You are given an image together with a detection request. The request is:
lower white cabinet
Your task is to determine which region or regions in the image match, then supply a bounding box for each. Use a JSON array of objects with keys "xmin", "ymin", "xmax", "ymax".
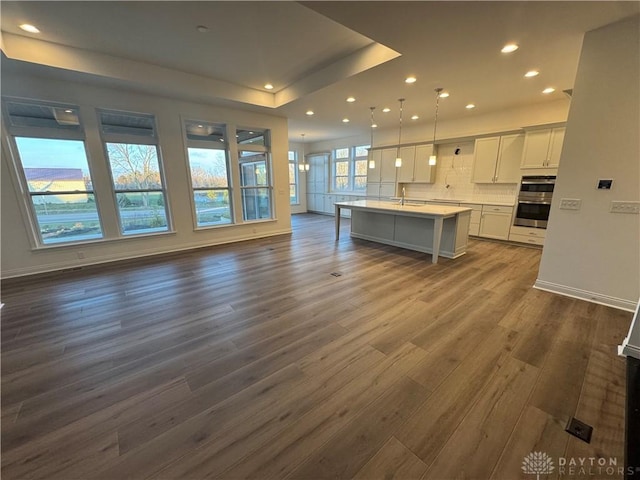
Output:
[
  {"xmin": 478, "ymin": 205, "xmax": 513, "ymax": 240},
  {"xmin": 461, "ymin": 203, "xmax": 482, "ymax": 236},
  {"xmin": 509, "ymin": 225, "xmax": 546, "ymax": 246}
]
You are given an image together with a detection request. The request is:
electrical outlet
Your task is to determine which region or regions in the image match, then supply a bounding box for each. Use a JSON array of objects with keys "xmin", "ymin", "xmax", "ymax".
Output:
[
  {"xmin": 610, "ymin": 201, "xmax": 640, "ymax": 214},
  {"xmin": 559, "ymin": 198, "xmax": 581, "ymax": 210}
]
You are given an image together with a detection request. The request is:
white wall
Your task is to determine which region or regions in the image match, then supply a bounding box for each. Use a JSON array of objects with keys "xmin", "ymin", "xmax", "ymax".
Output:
[
  {"xmin": 536, "ymin": 15, "xmax": 640, "ymax": 311},
  {"xmin": 1, "ymin": 71, "xmax": 292, "ymax": 278}
]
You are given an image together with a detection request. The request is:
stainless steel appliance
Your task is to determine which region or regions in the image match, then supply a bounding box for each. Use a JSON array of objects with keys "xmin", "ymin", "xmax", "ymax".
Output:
[{"xmin": 514, "ymin": 175, "xmax": 556, "ymax": 228}]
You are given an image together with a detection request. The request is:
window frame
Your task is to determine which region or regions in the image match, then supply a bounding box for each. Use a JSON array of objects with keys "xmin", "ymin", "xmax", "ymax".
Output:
[
  {"xmin": 183, "ymin": 119, "xmax": 235, "ymax": 229},
  {"xmin": 98, "ymin": 108, "xmax": 172, "ymax": 237},
  {"xmin": 237, "ymin": 127, "xmax": 274, "ymax": 222},
  {"xmin": 331, "ymin": 145, "xmax": 370, "ymax": 193},
  {"xmin": 2, "ymin": 97, "xmax": 106, "ymax": 247}
]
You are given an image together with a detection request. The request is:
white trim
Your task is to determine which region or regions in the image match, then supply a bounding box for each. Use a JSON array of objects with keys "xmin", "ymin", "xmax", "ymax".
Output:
[
  {"xmin": 1, "ymin": 227, "xmax": 292, "ymax": 279},
  {"xmin": 618, "ymin": 301, "xmax": 640, "ymax": 360},
  {"xmin": 533, "ymin": 279, "xmax": 638, "ymax": 312}
]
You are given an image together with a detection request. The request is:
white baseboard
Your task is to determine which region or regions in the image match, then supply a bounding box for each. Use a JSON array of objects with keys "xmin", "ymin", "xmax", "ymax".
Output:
[
  {"xmin": 534, "ymin": 279, "xmax": 638, "ymax": 312},
  {"xmin": 1, "ymin": 228, "xmax": 292, "ymax": 279}
]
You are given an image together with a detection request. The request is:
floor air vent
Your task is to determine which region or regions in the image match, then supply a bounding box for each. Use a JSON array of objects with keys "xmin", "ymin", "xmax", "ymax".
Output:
[{"xmin": 565, "ymin": 417, "xmax": 593, "ymax": 443}]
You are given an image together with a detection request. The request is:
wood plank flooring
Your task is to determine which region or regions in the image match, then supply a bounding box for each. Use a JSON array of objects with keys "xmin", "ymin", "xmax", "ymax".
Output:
[{"xmin": 1, "ymin": 213, "xmax": 632, "ymax": 479}]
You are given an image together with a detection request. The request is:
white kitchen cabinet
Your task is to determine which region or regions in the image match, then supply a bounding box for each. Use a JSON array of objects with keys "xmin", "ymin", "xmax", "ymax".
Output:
[
  {"xmin": 478, "ymin": 205, "xmax": 513, "ymax": 240},
  {"xmin": 414, "ymin": 144, "xmax": 436, "ymax": 183},
  {"xmin": 472, "ymin": 134, "xmax": 523, "ymax": 183},
  {"xmin": 367, "ymin": 150, "xmax": 382, "ymax": 183},
  {"xmin": 397, "ymin": 145, "xmax": 436, "ymax": 183},
  {"xmin": 397, "ymin": 146, "xmax": 416, "ymax": 183},
  {"xmin": 380, "ymin": 148, "xmax": 398, "ymax": 183},
  {"xmin": 509, "ymin": 225, "xmax": 545, "ymax": 246},
  {"xmin": 379, "ymin": 182, "xmax": 397, "ymax": 198},
  {"xmin": 461, "ymin": 203, "xmax": 482, "ymax": 236},
  {"xmin": 521, "ymin": 127, "xmax": 565, "ymax": 169}
]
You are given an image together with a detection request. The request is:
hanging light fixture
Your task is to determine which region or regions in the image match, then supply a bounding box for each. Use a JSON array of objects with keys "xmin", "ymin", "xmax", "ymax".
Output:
[
  {"xmin": 368, "ymin": 107, "xmax": 376, "ymax": 169},
  {"xmin": 298, "ymin": 133, "xmax": 309, "ymax": 172},
  {"xmin": 395, "ymin": 98, "xmax": 405, "ymax": 168},
  {"xmin": 429, "ymin": 88, "xmax": 443, "ymax": 166}
]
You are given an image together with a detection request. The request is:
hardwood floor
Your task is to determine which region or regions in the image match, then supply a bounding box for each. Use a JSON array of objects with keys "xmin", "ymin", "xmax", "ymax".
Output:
[{"xmin": 1, "ymin": 213, "xmax": 631, "ymax": 479}]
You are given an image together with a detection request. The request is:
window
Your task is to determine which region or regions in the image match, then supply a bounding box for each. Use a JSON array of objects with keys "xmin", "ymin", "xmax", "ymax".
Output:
[
  {"xmin": 237, "ymin": 127, "xmax": 273, "ymax": 221},
  {"xmin": 331, "ymin": 145, "xmax": 370, "ymax": 192},
  {"xmin": 288, "ymin": 150, "xmax": 299, "ymax": 205},
  {"xmin": 4, "ymin": 100, "xmax": 103, "ymax": 245},
  {"xmin": 184, "ymin": 121, "xmax": 232, "ymax": 227},
  {"xmin": 99, "ymin": 110, "xmax": 170, "ymax": 235}
]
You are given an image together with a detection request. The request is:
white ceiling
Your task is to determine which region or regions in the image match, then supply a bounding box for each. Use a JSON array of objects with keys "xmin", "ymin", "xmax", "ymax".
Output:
[{"xmin": 1, "ymin": 1, "xmax": 638, "ymax": 143}]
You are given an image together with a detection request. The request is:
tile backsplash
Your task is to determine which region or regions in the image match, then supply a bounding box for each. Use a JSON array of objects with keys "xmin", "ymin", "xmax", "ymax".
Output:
[{"xmin": 402, "ymin": 142, "xmax": 518, "ymax": 204}]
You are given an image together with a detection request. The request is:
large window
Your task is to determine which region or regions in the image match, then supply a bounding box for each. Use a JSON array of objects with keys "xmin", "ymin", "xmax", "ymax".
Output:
[
  {"xmin": 331, "ymin": 145, "xmax": 369, "ymax": 193},
  {"xmin": 99, "ymin": 110, "xmax": 170, "ymax": 235},
  {"xmin": 237, "ymin": 127, "xmax": 273, "ymax": 221},
  {"xmin": 288, "ymin": 150, "xmax": 298, "ymax": 205},
  {"xmin": 184, "ymin": 121, "xmax": 232, "ymax": 227},
  {"xmin": 4, "ymin": 100, "xmax": 103, "ymax": 245}
]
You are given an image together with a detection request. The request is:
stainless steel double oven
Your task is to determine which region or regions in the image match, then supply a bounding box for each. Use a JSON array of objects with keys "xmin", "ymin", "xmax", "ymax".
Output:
[{"xmin": 514, "ymin": 175, "xmax": 556, "ymax": 229}]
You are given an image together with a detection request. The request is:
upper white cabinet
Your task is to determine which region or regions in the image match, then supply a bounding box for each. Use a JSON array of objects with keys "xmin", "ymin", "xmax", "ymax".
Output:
[
  {"xmin": 380, "ymin": 148, "xmax": 398, "ymax": 183},
  {"xmin": 472, "ymin": 134, "xmax": 523, "ymax": 183},
  {"xmin": 397, "ymin": 144, "xmax": 436, "ymax": 183},
  {"xmin": 397, "ymin": 146, "xmax": 416, "ymax": 183},
  {"xmin": 520, "ymin": 127, "xmax": 565, "ymax": 169},
  {"xmin": 414, "ymin": 144, "xmax": 436, "ymax": 183}
]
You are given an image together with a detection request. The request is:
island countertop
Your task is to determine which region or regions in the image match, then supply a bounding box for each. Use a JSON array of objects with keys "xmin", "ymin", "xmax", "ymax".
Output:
[{"xmin": 334, "ymin": 200, "xmax": 472, "ymax": 217}]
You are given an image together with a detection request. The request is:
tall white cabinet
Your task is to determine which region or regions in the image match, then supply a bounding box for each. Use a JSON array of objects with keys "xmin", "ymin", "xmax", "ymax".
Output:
[{"xmin": 306, "ymin": 154, "xmax": 328, "ymax": 212}]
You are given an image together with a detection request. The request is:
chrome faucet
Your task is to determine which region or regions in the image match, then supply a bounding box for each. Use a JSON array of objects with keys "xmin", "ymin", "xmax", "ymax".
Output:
[{"xmin": 401, "ymin": 186, "xmax": 406, "ymax": 206}]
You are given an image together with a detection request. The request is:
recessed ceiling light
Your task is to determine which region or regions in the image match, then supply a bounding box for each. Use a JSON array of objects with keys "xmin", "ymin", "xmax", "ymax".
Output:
[
  {"xmin": 196, "ymin": 25, "xmax": 209, "ymax": 33},
  {"xmin": 382, "ymin": 107, "xmax": 391, "ymax": 113},
  {"xmin": 342, "ymin": 118, "xmax": 350, "ymax": 123},
  {"xmin": 19, "ymin": 24, "xmax": 40, "ymax": 33},
  {"xmin": 405, "ymin": 76, "xmax": 417, "ymax": 84},
  {"xmin": 346, "ymin": 96, "xmax": 356, "ymax": 103},
  {"xmin": 465, "ymin": 104, "xmax": 476, "ymax": 109},
  {"xmin": 438, "ymin": 92, "xmax": 450, "ymax": 98},
  {"xmin": 197, "ymin": 124, "xmax": 203, "ymax": 128},
  {"xmin": 372, "ymin": 123, "xmax": 378, "ymax": 128},
  {"xmin": 249, "ymin": 131, "xmax": 254, "ymax": 134},
  {"xmin": 264, "ymin": 83, "xmax": 274, "ymax": 90},
  {"xmin": 524, "ymin": 70, "xmax": 539, "ymax": 78},
  {"xmin": 542, "ymin": 87, "xmax": 556, "ymax": 94},
  {"xmin": 306, "ymin": 110, "xmax": 314, "ymax": 116},
  {"xmin": 501, "ymin": 43, "xmax": 519, "ymax": 53},
  {"xmin": 64, "ymin": 109, "xmax": 73, "ymax": 113},
  {"xmin": 411, "ymin": 115, "xmax": 419, "ymax": 120}
]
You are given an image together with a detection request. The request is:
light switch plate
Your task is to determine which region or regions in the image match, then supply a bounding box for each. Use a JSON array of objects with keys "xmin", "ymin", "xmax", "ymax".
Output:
[
  {"xmin": 559, "ymin": 198, "xmax": 581, "ymax": 210},
  {"xmin": 610, "ymin": 201, "xmax": 640, "ymax": 214}
]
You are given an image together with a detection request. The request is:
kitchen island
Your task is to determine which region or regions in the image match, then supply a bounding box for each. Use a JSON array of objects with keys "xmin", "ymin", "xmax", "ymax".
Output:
[{"xmin": 335, "ymin": 200, "xmax": 472, "ymax": 264}]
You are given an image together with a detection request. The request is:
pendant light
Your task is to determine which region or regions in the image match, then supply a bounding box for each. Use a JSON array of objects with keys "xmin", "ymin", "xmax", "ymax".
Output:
[
  {"xmin": 395, "ymin": 98, "xmax": 405, "ymax": 168},
  {"xmin": 368, "ymin": 107, "xmax": 376, "ymax": 169},
  {"xmin": 429, "ymin": 88, "xmax": 443, "ymax": 166},
  {"xmin": 298, "ymin": 133, "xmax": 309, "ymax": 172}
]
